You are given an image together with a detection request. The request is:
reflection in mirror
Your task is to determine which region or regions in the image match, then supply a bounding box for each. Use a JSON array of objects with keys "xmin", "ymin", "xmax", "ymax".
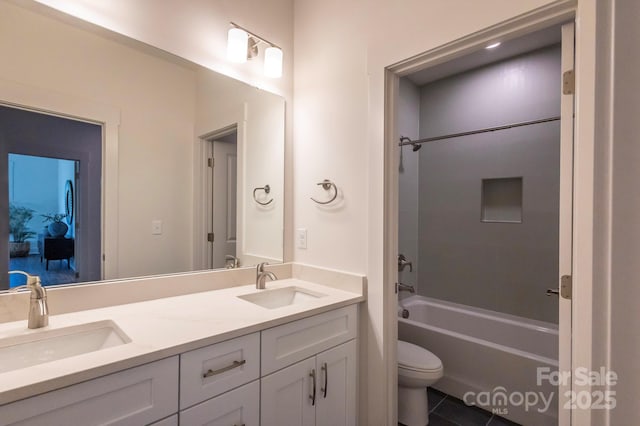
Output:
[{"xmin": 0, "ymin": 1, "xmax": 285, "ymax": 290}]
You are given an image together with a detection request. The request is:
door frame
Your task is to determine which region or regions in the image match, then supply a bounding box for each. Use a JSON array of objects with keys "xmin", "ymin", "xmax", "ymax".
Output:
[
  {"xmin": 193, "ymin": 107, "xmax": 245, "ymax": 271},
  {"xmin": 381, "ymin": 2, "xmax": 598, "ymax": 424},
  {"xmin": 201, "ymin": 125, "xmax": 238, "ymax": 269},
  {"xmin": 0, "ymin": 79, "xmax": 120, "ymax": 281}
]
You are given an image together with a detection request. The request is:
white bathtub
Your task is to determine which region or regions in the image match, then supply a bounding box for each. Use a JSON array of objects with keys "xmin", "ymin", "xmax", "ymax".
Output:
[{"xmin": 398, "ymin": 295, "xmax": 558, "ymax": 426}]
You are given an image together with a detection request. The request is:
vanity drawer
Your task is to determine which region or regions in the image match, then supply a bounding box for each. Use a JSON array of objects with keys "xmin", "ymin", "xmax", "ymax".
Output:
[
  {"xmin": 0, "ymin": 356, "xmax": 178, "ymax": 426},
  {"xmin": 180, "ymin": 332, "xmax": 260, "ymax": 409},
  {"xmin": 179, "ymin": 380, "xmax": 259, "ymax": 426},
  {"xmin": 261, "ymin": 304, "xmax": 357, "ymax": 375}
]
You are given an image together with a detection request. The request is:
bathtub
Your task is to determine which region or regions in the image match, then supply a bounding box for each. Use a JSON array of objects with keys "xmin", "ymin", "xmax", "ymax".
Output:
[{"xmin": 398, "ymin": 295, "xmax": 558, "ymax": 426}]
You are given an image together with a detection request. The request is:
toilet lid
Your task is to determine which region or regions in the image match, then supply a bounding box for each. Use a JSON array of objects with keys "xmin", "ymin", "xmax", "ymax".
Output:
[{"xmin": 397, "ymin": 341, "xmax": 442, "ymax": 372}]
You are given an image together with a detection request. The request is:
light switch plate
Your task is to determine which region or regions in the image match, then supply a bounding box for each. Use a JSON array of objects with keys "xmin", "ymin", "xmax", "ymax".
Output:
[
  {"xmin": 296, "ymin": 228, "xmax": 307, "ymax": 249},
  {"xmin": 151, "ymin": 220, "xmax": 162, "ymax": 235}
]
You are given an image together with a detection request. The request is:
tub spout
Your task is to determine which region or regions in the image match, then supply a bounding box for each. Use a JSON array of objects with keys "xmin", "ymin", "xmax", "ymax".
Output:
[{"xmin": 397, "ymin": 282, "xmax": 415, "ymax": 293}]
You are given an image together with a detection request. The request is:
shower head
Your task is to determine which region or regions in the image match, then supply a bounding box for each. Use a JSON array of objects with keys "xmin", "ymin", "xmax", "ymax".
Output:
[{"xmin": 400, "ymin": 136, "xmax": 422, "ymax": 152}]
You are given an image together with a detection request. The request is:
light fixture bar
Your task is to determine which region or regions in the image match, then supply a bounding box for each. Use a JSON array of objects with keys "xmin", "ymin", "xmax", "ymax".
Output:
[{"xmin": 230, "ymin": 22, "xmax": 281, "ymax": 50}]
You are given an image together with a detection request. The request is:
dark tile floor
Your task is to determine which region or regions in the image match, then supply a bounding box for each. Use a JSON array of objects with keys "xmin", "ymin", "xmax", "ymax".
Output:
[{"xmin": 400, "ymin": 388, "xmax": 521, "ymax": 426}]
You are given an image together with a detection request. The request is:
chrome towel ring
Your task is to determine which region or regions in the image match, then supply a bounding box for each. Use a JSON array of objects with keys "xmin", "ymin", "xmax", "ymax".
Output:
[
  {"xmin": 311, "ymin": 179, "xmax": 338, "ymax": 205},
  {"xmin": 253, "ymin": 184, "xmax": 273, "ymax": 206}
]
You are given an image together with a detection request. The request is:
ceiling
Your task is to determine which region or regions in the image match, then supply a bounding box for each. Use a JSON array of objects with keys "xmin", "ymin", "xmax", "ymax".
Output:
[{"xmin": 406, "ymin": 24, "xmax": 565, "ymax": 86}]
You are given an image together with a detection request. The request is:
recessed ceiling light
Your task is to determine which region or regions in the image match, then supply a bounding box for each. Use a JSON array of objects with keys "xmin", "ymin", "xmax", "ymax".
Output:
[{"xmin": 486, "ymin": 42, "xmax": 501, "ymax": 49}]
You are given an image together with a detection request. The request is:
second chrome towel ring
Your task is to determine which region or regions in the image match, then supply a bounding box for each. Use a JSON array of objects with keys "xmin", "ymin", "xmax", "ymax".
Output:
[
  {"xmin": 253, "ymin": 184, "xmax": 273, "ymax": 206},
  {"xmin": 311, "ymin": 179, "xmax": 338, "ymax": 205}
]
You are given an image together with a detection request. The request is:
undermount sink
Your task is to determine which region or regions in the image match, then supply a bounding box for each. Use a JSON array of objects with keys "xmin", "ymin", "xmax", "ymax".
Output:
[
  {"xmin": 0, "ymin": 320, "xmax": 131, "ymax": 374},
  {"xmin": 238, "ymin": 286, "xmax": 326, "ymax": 309}
]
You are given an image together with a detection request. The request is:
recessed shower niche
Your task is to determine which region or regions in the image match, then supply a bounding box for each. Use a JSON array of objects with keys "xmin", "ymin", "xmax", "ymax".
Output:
[{"xmin": 481, "ymin": 177, "xmax": 523, "ymax": 223}]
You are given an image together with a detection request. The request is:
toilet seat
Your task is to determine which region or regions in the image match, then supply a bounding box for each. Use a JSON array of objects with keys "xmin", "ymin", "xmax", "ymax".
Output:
[{"xmin": 398, "ymin": 341, "xmax": 442, "ymax": 373}]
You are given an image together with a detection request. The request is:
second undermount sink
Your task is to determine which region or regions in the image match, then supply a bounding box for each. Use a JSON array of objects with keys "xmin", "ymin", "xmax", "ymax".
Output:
[
  {"xmin": 0, "ymin": 320, "xmax": 131, "ymax": 374},
  {"xmin": 238, "ymin": 286, "xmax": 327, "ymax": 309}
]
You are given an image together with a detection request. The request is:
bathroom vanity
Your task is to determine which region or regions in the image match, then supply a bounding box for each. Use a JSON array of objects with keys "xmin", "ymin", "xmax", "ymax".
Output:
[{"xmin": 0, "ymin": 267, "xmax": 364, "ymax": 426}]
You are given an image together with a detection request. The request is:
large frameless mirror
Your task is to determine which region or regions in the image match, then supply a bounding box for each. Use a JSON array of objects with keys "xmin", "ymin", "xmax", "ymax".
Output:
[{"xmin": 0, "ymin": 1, "xmax": 284, "ymax": 290}]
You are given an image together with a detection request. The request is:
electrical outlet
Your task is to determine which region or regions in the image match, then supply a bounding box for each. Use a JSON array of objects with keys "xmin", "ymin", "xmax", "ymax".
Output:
[
  {"xmin": 296, "ymin": 228, "xmax": 307, "ymax": 249},
  {"xmin": 151, "ymin": 220, "xmax": 162, "ymax": 235}
]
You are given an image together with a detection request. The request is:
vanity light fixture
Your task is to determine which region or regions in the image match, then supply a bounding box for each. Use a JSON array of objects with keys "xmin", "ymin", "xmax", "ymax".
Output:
[
  {"xmin": 485, "ymin": 42, "xmax": 501, "ymax": 49},
  {"xmin": 264, "ymin": 46, "xmax": 283, "ymax": 78},
  {"xmin": 227, "ymin": 22, "xmax": 283, "ymax": 78},
  {"xmin": 227, "ymin": 27, "xmax": 249, "ymax": 63}
]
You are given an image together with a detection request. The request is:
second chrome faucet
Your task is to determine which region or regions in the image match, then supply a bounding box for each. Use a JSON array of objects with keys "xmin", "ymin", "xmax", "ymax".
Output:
[
  {"xmin": 256, "ymin": 262, "xmax": 277, "ymax": 289},
  {"xmin": 9, "ymin": 270, "xmax": 49, "ymax": 329}
]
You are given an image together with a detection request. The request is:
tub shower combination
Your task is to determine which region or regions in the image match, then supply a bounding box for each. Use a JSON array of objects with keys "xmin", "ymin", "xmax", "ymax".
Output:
[{"xmin": 398, "ymin": 295, "xmax": 559, "ymax": 426}]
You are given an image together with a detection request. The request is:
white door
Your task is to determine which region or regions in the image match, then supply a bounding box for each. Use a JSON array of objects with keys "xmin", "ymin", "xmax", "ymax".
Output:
[
  {"xmin": 557, "ymin": 21, "xmax": 575, "ymax": 426},
  {"xmin": 207, "ymin": 139, "xmax": 237, "ymax": 269},
  {"xmin": 261, "ymin": 357, "xmax": 316, "ymax": 426},
  {"xmin": 316, "ymin": 341, "xmax": 357, "ymax": 426}
]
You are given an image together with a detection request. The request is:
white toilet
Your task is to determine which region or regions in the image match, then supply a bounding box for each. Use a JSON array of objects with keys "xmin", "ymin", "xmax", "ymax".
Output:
[{"xmin": 397, "ymin": 340, "xmax": 444, "ymax": 426}]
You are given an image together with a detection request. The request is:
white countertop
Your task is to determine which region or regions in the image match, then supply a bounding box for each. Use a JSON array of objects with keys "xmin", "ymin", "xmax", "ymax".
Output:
[{"xmin": 0, "ymin": 278, "xmax": 364, "ymax": 405}]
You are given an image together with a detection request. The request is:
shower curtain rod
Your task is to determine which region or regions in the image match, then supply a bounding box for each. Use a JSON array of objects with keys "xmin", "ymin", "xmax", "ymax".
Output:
[{"xmin": 398, "ymin": 116, "xmax": 561, "ymax": 147}]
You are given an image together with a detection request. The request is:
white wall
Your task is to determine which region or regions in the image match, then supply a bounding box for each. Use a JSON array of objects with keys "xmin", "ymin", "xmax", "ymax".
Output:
[
  {"xmin": 294, "ymin": 0, "xmax": 565, "ymax": 423},
  {"xmin": 608, "ymin": 0, "xmax": 640, "ymax": 422},
  {"xmin": 242, "ymin": 91, "xmax": 285, "ymax": 263}
]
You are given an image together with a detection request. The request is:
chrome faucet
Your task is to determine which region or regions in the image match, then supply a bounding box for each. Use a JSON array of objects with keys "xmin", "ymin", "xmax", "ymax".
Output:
[
  {"xmin": 9, "ymin": 271, "xmax": 49, "ymax": 329},
  {"xmin": 225, "ymin": 255, "xmax": 240, "ymax": 269},
  {"xmin": 397, "ymin": 282, "xmax": 415, "ymax": 293},
  {"xmin": 397, "ymin": 254, "xmax": 413, "ymax": 272},
  {"xmin": 256, "ymin": 262, "xmax": 277, "ymax": 289}
]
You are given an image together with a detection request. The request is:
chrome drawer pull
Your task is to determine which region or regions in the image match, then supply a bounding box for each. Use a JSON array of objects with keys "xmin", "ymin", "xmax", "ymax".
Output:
[
  {"xmin": 309, "ymin": 369, "xmax": 317, "ymax": 406},
  {"xmin": 202, "ymin": 359, "xmax": 246, "ymax": 378},
  {"xmin": 321, "ymin": 362, "xmax": 328, "ymax": 398}
]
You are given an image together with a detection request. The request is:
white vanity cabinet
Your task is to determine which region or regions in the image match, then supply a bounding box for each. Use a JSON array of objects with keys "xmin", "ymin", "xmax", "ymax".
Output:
[
  {"xmin": 260, "ymin": 305, "xmax": 358, "ymax": 426},
  {"xmin": 0, "ymin": 356, "xmax": 179, "ymax": 426},
  {"xmin": 261, "ymin": 340, "xmax": 356, "ymax": 426},
  {"xmin": 0, "ymin": 303, "xmax": 359, "ymax": 426}
]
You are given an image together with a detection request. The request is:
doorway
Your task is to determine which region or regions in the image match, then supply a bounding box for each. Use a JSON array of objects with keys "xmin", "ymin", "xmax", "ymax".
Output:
[
  {"xmin": 388, "ymin": 21, "xmax": 575, "ymax": 426},
  {"xmin": 204, "ymin": 126, "xmax": 238, "ymax": 270},
  {"xmin": 0, "ymin": 105, "xmax": 102, "ymax": 289}
]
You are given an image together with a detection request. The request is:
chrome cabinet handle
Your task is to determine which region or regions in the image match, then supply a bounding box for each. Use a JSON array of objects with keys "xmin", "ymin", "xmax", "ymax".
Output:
[
  {"xmin": 202, "ymin": 359, "xmax": 246, "ymax": 378},
  {"xmin": 309, "ymin": 369, "xmax": 317, "ymax": 406},
  {"xmin": 546, "ymin": 288, "xmax": 559, "ymax": 296},
  {"xmin": 321, "ymin": 362, "xmax": 328, "ymax": 398}
]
